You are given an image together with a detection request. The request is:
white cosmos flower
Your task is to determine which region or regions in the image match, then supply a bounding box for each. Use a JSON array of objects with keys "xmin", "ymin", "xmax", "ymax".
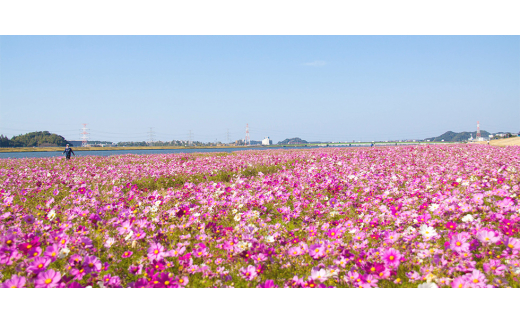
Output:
[
  {"xmin": 48, "ymin": 210, "xmax": 56, "ymax": 221},
  {"xmin": 58, "ymin": 247, "xmax": 70, "ymax": 259},
  {"xmin": 418, "ymin": 282, "xmax": 438, "ymax": 288},
  {"xmin": 234, "ymin": 214, "xmax": 241, "ymax": 221},
  {"xmin": 428, "ymin": 204, "xmax": 439, "ymax": 212},
  {"xmin": 419, "ymin": 224, "xmax": 437, "ymax": 239},
  {"xmin": 124, "ymin": 230, "xmax": 134, "ymax": 241},
  {"xmin": 265, "ymin": 235, "xmax": 275, "ymax": 243},
  {"xmin": 104, "ymin": 237, "xmax": 116, "ymax": 248},
  {"xmin": 461, "ymin": 214, "xmax": 474, "ymax": 223}
]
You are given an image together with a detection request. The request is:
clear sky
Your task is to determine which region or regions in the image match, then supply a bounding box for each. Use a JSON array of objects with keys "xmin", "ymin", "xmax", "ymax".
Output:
[{"xmin": 0, "ymin": 36, "xmax": 518, "ymax": 143}]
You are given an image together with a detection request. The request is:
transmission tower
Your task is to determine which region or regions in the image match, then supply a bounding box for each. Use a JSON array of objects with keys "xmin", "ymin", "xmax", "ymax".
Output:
[
  {"xmin": 148, "ymin": 127, "xmax": 155, "ymax": 145},
  {"xmin": 226, "ymin": 129, "xmax": 230, "ymax": 145},
  {"xmin": 80, "ymin": 124, "xmax": 89, "ymax": 147},
  {"xmin": 245, "ymin": 123, "xmax": 250, "ymax": 146},
  {"xmin": 476, "ymin": 121, "xmax": 481, "ymax": 140},
  {"xmin": 188, "ymin": 130, "xmax": 193, "ymax": 146}
]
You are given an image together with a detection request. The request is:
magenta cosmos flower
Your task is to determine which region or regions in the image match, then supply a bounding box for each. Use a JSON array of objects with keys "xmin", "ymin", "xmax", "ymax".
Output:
[
  {"xmin": 1, "ymin": 275, "xmax": 26, "ymax": 288},
  {"xmin": 257, "ymin": 280, "xmax": 278, "ymax": 288},
  {"xmin": 83, "ymin": 256, "xmax": 102, "ymax": 274},
  {"xmin": 382, "ymin": 248, "xmax": 401, "ymax": 267},
  {"xmin": 121, "ymin": 251, "xmax": 133, "ymax": 258},
  {"xmin": 43, "ymin": 244, "xmax": 60, "ymax": 260},
  {"xmin": 445, "ymin": 222, "xmax": 457, "ymax": 231},
  {"xmin": 35, "ymin": 269, "xmax": 61, "ymax": 288},
  {"xmin": 26, "ymin": 257, "xmax": 52, "ymax": 274}
]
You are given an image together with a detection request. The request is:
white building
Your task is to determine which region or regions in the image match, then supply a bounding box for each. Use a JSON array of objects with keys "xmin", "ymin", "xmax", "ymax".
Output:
[{"xmin": 262, "ymin": 137, "xmax": 271, "ymax": 145}]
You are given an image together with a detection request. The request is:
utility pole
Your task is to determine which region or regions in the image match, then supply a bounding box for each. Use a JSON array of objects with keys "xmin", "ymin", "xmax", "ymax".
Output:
[
  {"xmin": 188, "ymin": 130, "xmax": 193, "ymax": 146},
  {"xmin": 80, "ymin": 124, "xmax": 89, "ymax": 147}
]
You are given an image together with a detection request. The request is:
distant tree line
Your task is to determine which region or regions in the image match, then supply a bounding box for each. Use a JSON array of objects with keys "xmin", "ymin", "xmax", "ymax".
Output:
[
  {"xmin": 0, "ymin": 131, "xmax": 70, "ymax": 147},
  {"xmin": 116, "ymin": 140, "xmax": 222, "ymax": 147}
]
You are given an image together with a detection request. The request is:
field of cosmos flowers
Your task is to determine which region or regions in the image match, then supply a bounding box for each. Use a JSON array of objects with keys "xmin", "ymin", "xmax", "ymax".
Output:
[{"xmin": 1, "ymin": 145, "xmax": 520, "ymax": 288}]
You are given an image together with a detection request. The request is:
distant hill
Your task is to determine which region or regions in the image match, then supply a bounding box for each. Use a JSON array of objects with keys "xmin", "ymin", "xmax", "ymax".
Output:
[
  {"xmin": 1, "ymin": 131, "xmax": 70, "ymax": 148},
  {"xmin": 425, "ymin": 130, "xmax": 491, "ymax": 142},
  {"xmin": 277, "ymin": 137, "xmax": 308, "ymax": 145}
]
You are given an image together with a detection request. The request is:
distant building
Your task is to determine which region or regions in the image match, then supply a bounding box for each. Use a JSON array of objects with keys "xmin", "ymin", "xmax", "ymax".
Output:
[{"xmin": 262, "ymin": 137, "xmax": 272, "ymax": 145}]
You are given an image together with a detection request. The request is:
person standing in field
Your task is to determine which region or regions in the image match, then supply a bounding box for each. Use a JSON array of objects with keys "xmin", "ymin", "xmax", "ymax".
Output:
[{"xmin": 63, "ymin": 144, "xmax": 75, "ymax": 160}]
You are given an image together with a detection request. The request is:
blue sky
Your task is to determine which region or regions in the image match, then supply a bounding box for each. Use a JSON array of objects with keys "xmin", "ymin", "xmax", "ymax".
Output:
[{"xmin": 0, "ymin": 36, "xmax": 518, "ymax": 143}]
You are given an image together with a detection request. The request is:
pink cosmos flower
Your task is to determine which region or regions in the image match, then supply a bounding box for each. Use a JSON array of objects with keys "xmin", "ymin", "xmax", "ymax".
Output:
[
  {"xmin": 327, "ymin": 228, "xmax": 340, "ymax": 239},
  {"xmin": 383, "ymin": 232, "xmax": 400, "ymax": 244},
  {"xmin": 129, "ymin": 265, "xmax": 143, "ymax": 275},
  {"xmin": 70, "ymin": 268, "xmax": 87, "ymax": 280},
  {"xmin": 177, "ymin": 276, "xmax": 189, "ymax": 287},
  {"xmin": 451, "ymin": 276, "xmax": 469, "ymax": 288},
  {"xmin": 0, "ymin": 248, "xmax": 21, "ymax": 265},
  {"xmin": 504, "ymin": 237, "xmax": 520, "ymax": 250},
  {"xmin": 239, "ymin": 265, "xmax": 258, "ymax": 281},
  {"xmin": 483, "ymin": 260, "xmax": 507, "ymax": 276},
  {"xmin": 308, "ymin": 243, "xmax": 326, "ymax": 259},
  {"xmin": 1, "ymin": 275, "xmax": 26, "ymax": 288},
  {"xmin": 450, "ymin": 233, "xmax": 470, "ymax": 253},
  {"xmin": 364, "ymin": 274, "xmax": 379, "ymax": 288},
  {"xmin": 465, "ymin": 269, "xmax": 487, "ymax": 288},
  {"xmin": 134, "ymin": 230, "xmax": 147, "ymax": 240},
  {"xmin": 117, "ymin": 221, "xmax": 133, "ymax": 235},
  {"xmin": 147, "ymin": 242, "xmax": 165, "ymax": 261},
  {"xmin": 476, "ymin": 230, "xmax": 500, "ymax": 244},
  {"xmin": 35, "ymin": 269, "xmax": 61, "ymax": 288},
  {"xmin": 253, "ymin": 253, "xmax": 267, "ymax": 263},
  {"xmin": 310, "ymin": 267, "xmax": 329, "ymax": 282},
  {"xmin": 334, "ymin": 256, "xmax": 348, "ymax": 268},
  {"xmin": 288, "ymin": 246, "xmax": 302, "ymax": 257}
]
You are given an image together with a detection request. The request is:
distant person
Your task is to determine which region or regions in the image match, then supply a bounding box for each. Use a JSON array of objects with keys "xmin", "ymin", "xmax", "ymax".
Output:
[{"xmin": 63, "ymin": 144, "xmax": 75, "ymax": 160}]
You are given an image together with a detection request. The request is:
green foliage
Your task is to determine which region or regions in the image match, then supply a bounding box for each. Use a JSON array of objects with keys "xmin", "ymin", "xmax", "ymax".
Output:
[
  {"xmin": 132, "ymin": 163, "xmax": 291, "ymax": 191},
  {"xmin": 7, "ymin": 131, "xmax": 70, "ymax": 147},
  {"xmin": 0, "ymin": 135, "xmax": 9, "ymax": 147}
]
